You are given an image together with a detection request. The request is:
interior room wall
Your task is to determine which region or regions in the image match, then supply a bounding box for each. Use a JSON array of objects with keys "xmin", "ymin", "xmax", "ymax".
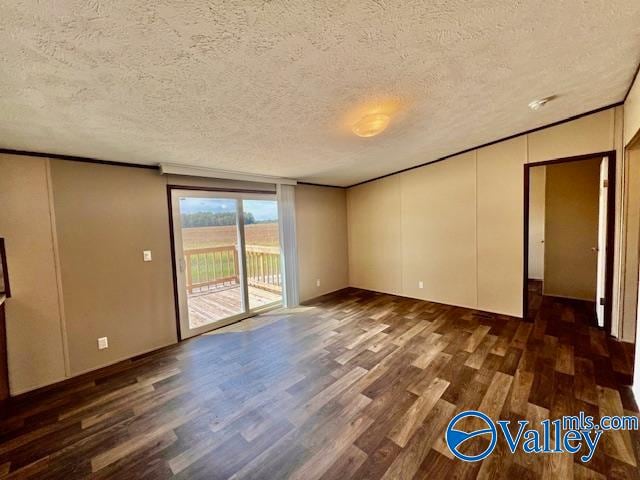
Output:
[
  {"xmin": 295, "ymin": 185, "xmax": 349, "ymax": 302},
  {"xmin": 0, "ymin": 155, "xmax": 68, "ymax": 394},
  {"xmin": 400, "ymin": 151, "xmax": 477, "ymax": 309},
  {"xmin": 527, "ymin": 109, "xmax": 615, "ymax": 162},
  {"xmin": 0, "ymin": 155, "xmax": 346, "ymax": 394},
  {"xmin": 625, "ymin": 72, "xmax": 640, "ymax": 146},
  {"xmin": 165, "ymin": 174, "xmax": 276, "ymax": 193},
  {"xmin": 347, "ymin": 108, "xmax": 617, "ymax": 318},
  {"xmin": 347, "ymin": 175, "xmax": 402, "ymax": 295},
  {"xmin": 476, "ymin": 137, "xmax": 527, "ymax": 315},
  {"xmin": 630, "ymin": 148, "xmax": 640, "ymax": 400},
  {"xmin": 528, "ymin": 166, "xmax": 546, "ymax": 280},
  {"xmin": 622, "ymin": 72, "xmax": 640, "ymax": 350},
  {"xmin": 543, "ymin": 159, "xmax": 601, "ymax": 301},
  {"xmin": 627, "ymin": 71, "xmax": 640, "ymax": 402},
  {"xmin": 622, "ymin": 149, "xmax": 640, "ymax": 342},
  {"xmin": 49, "ymin": 161, "xmax": 178, "ymax": 375}
]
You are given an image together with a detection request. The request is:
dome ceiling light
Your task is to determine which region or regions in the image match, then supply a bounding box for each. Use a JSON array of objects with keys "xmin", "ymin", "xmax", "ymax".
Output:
[{"xmin": 352, "ymin": 113, "xmax": 391, "ymax": 138}]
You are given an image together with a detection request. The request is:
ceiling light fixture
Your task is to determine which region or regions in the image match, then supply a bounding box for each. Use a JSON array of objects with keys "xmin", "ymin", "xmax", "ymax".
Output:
[
  {"xmin": 352, "ymin": 113, "xmax": 391, "ymax": 138},
  {"xmin": 528, "ymin": 96, "xmax": 555, "ymax": 111}
]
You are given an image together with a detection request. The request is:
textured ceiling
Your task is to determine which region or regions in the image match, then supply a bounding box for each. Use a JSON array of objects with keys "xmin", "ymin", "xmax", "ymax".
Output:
[{"xmin": 1, "ymin": 1, "xmax": 639, "ymax": 187}]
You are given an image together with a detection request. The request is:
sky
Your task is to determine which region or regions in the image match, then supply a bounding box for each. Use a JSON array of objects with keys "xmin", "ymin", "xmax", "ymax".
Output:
[{"xmin": 179, "ymin": 197, "xmax": 278, "ymax": 222}]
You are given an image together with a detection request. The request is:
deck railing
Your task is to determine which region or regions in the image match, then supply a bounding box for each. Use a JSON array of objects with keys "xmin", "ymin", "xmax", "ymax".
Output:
[
  {"xmin": 184, "ymin": 245, "xmax": 282, "ymax": 294},
  {"xmin": 185, "ymin": 245, "xmax": 239, "ymax": 293},
  {"xmin": 245, "ymin": 245, "xmax": 282, "ymax": 293}
]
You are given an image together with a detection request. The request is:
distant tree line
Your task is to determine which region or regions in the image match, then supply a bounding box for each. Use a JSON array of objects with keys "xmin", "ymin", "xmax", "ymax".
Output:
[{"xmin": 181, "ymin": 211, "xmax": 256, "ymax": 228}]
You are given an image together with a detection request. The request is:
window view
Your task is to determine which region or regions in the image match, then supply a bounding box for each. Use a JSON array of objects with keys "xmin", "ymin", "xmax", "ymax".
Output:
[
  {"xmin": 179, "ymin": 197, "xmax": 244, "ymax": 329},
  {"xmin": 242, "ymin": 199, "xmax": 282, "ymax": 310},
  {"xmin": 176, "ymin": 195, "xmax": 282, "ymax": 333}
]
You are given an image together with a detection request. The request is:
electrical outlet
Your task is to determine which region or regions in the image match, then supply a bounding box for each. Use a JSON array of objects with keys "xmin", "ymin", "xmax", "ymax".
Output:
[
  {"xmin": 316, "ymin": 279, "xmax": 321, "ymax": 287},
  {"xmin": 98, "ymin": 337, "xmax": 109, "ymax": 350},
  {"xmin": 418, "ymin": 281, "xmax": 424, "ymax": 289},
  {"xmin": 143, "ymin": 250, "xmax": 152, "ymax": 262}
]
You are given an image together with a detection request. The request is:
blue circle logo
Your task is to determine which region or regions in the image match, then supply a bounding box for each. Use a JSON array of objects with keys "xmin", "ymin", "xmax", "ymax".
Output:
[{"xmin": 445, "ymin": 410, "xmax": 497, "ymax": 462}]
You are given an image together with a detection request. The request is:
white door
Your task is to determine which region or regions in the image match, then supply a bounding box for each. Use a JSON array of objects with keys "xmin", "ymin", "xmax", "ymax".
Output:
[{"xmin": 596, "ymin": 157, "xmax": 609, "ymax": 328}]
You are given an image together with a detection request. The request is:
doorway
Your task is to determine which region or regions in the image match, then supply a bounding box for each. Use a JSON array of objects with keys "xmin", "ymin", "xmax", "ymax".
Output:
[
  {"xmin": 169, "ymin": 188, "xmax": 283, "ymax": 338},
  {"xmin": 523, "ymin": 151, "xmax": 616, "ymax": 333}
]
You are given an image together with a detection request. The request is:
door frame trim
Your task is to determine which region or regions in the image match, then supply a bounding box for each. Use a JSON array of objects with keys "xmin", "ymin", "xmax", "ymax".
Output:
[
  {"xmin": 523, "ymin": 150, "xmax": 617, "ymax": 334},
  {"xmin": 166, "ymin": 185, "xmax": 280, "ymax": 341}
]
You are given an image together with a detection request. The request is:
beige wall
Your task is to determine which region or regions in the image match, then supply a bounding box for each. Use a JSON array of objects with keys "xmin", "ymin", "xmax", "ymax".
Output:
[
  {"xmin": 543, "ymin": 159, "xmax": 601, "ymax": 301},
  {"xmin": 622, "ymin": 149, "xmax": 640, "ymax": 341},
  {"xmin": 528, "ymin": 166, "xmax": 546, "ymax": 280},
  {"xmin": 0, "ymin": 156, "xmax": 344, "ymax": 394},
  {"xmin": 50, "ymin": 161, "xmax": 178, "ymax": 375},
  {"xmin": 527, "ymin": 108, "xmax": 615, "ymax": 163},
  {"xmin": 476, "ymin": 138, "xmax": 526, "ymax": 315},
  {"xmin": 0, "ymin": 155, "xmax": 68, "ymax": 394},
  {"xmin": 625, "ymin": 73, "xmax": 640, "ymax": 146},
  {"xmin": 627, "ymin": 68, "xmax": 640, "ymax": 401},
  {"xmin": 347, "ymin": 108, "xmax": 617, "ymax": 318},
  {"xmin": 619, "ymin": 74, "xmax": 640, "ymax": 348},
  {"xmin": 401, "ymin": 152, "xmax": 477, "ymax": 309},
  {"xmin": 296, "ymin": 185, "xmax": 348, "ymax": 302},
  {"xmin": 165, "ymin": 174, "xmax": 276, "ymax": 193},
  {"xmin": 347, "ymin": 175, "xmax": 402, "ymax": 295}
]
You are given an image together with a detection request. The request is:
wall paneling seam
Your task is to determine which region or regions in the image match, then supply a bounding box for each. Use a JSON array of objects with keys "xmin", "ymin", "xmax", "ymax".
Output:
[
  {"xmin": 474, "ymin": 150, "xmax": 479, "ymax": 309},
  {"xmin": 45, "ymin": 159, "xmax": 71, "ymax": 377},
  {"xmin": 399, "ymin": 175, "xmax": 404, "ymax": 296}
]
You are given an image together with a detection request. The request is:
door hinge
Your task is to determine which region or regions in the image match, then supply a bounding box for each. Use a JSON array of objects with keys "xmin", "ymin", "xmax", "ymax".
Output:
[
  {"xmin": 602, "ymin": 179, "xmax": 609, "ymax": 188},
  {"xmin": 600, "ymin": 297, "xmax": 606, "ymax": 306}
]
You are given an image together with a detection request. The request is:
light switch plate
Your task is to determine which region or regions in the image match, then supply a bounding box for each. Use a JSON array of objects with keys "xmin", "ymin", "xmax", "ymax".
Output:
[
  {"xmin": 143, "ymin": 250, "xmax": 152, "ymax": 262},
  {"xmin": 418, "ymin": 281, "xmax": 424, "ymax": 289},
  {"xmin": 316, "ymin": 279, "xmax": 321, "ymax": 287},
  {"xmin": 98, "ymin": 337, "xmax": 109, "ymax": 350}
]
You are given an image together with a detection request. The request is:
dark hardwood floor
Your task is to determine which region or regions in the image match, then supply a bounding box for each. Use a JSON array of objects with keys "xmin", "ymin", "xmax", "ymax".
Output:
[
  {"xmin": 0, "ymin": 288, "xmax": 637, "ymax": 479},
  {"xmin": 527, "ymin": 280, "xmax": 599, "ymax": 328}
]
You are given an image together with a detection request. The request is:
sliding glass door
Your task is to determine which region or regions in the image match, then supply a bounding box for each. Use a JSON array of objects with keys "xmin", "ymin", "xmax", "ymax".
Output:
[{"xmin": 170, "ymin": 190, "xmax": 282, "ymax": 338}]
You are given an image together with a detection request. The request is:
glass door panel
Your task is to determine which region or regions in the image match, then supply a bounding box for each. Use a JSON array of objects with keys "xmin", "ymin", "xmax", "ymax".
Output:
[
  {"xmin": 242, "ymin": 199, "xmax": 283, "ymax": 310},
  {"xmin": 171, "ymin": 190, "xmax": 282, "ymax": 339},
  {"xmin": 172, "ymin": 193, "xmax": 245, "ymax": 337}
]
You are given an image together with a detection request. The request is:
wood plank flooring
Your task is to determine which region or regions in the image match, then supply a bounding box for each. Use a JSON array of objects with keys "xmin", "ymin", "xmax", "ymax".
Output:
[{"xmin": 0, "ymin": 288, "xmax": 637, "ymax": 479}]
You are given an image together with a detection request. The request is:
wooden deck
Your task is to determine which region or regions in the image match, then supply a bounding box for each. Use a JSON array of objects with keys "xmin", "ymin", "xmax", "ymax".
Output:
[{"xmin": 188, "ymin": 286, "xmax": 282, "ymax": 328}]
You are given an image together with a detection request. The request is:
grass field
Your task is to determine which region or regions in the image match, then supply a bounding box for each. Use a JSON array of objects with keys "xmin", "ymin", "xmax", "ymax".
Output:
[{"xmin": 182, "ymin": 223, "xmax": 280, "ymax": 286}]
